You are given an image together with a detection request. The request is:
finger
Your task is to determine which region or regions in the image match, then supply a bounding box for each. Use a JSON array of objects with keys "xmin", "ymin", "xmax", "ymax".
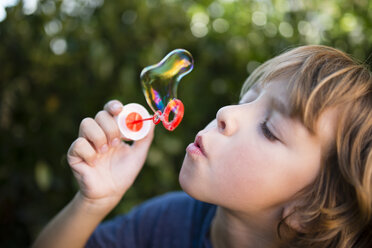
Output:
[
  {"xmin": 132, "ymin": 122, "xmax": 155, "ymax": 157},
  {"xmin": 79, "ymin": 118, "xmax": 108, "ymax": 153},
  {"xmin": 95, "ymin": 110, "xmax": 122, "ymax": 146},
  {"xmin": 67, "ymin": 137, "xmax": 97, "ymax": 166},
  {"xmin": 104, "ymin": 100, "xmax": 123, "ymax": 116},
  {"xmin": 103, "ymin": 100, "xmax": 131, "ymax": 142},
  {"xmin": 69, "ymin": 161, "xmax": 92, "ymax": 180}
]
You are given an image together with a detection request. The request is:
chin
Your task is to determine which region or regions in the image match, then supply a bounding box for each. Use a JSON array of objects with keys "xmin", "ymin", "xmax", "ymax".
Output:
[
  {"xmin": 179, "ymin": 158, "xmax": 192, "ymax": 192},
  {"xmin": 179, "ymin": 157, "xmax": 208, "ymax": 203}
]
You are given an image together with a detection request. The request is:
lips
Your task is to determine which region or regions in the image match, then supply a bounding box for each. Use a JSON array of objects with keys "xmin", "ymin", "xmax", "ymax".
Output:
[
  {"xmin": 186, "ymin": 132, "xmax": 208, "ymax": 158},
  {"xmin": 194, "ymin": 135, "xmax": 208, "ymax": 156}
]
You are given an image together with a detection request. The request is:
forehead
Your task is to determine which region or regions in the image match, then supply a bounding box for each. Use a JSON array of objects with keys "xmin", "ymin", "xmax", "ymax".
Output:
[
  {"xmin": 242, "ymin": 78, "xmax": 288, "ymax": 96},
  {"xmin": 240, "ymin": 79, "xmax": 290, "ymax": 114}
]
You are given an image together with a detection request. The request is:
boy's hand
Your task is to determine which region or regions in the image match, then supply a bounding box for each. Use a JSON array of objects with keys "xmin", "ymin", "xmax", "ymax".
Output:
[{"xmin": 67, "ymin": 100, "xmax": 154, "ymax": 211}]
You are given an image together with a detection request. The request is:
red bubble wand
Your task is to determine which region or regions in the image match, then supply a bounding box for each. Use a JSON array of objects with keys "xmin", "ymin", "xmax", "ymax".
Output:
[{"xmin": 116, "ymin": 49, "xmax": 193, "ymax": 140}]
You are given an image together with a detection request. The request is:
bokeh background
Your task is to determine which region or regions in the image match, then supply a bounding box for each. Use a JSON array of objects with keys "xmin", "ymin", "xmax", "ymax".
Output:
[{"xmin": 1, "ymin": 0, "xmax": 372, "ymax": 246}]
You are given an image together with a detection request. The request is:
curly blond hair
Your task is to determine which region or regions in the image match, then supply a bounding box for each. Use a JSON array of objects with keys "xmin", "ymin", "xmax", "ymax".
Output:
[{"xmin": 241, "ymin": 45, "xmax": 372, "ymax": 247}]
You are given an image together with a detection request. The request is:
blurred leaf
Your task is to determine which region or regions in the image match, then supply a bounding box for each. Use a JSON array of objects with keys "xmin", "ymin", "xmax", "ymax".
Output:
[{"xmin": 34, "ymin": 160, "xmax": 52, "ymax": 191}]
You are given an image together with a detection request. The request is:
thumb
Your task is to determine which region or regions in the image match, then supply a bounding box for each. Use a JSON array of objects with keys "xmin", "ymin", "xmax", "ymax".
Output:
[{"xmin": 132, "ymin": 122, "xmax": 155, "ymax": 157}]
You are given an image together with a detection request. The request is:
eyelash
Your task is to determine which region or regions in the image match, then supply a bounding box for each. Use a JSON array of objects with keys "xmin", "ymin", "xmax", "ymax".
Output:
[
  {"xmin": 260, "ymin": 120, "xmax": 278, "ymax": 142},
  {"xmin": 240, "ymin": 96, "xmax": 279, "ymax": 142}
]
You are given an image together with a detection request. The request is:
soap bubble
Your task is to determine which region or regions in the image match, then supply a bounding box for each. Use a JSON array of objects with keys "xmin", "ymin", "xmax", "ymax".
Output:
[
  {"xmin": 141, "ymin": 49, "xmax": 194, "ymax": 130},
  {"xmin": 116, "ymin": 49, "xmax": 194, "ymax": 140}
]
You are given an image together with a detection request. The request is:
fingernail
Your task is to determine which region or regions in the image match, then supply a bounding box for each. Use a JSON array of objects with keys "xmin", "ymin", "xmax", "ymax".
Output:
[
  {"xmin": 111, "ymin": 138, "xmax": 120, "ymax": 146},
  {"xmin": 100, "ymin": 144, "xmax": 109, "ymax": 153},
  {"xmin": 112, "ymin": 103, "xmax": 121, "ymax": 111}
]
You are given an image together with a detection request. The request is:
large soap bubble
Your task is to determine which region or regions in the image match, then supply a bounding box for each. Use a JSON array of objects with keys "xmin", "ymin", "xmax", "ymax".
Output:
[
  {"xmin": 141, "ymin": 49, "xmax": 194, "ymax": 131},
  {"xmin": 116, "ymin": 49, "xmax": 194, "ymax": 140}
]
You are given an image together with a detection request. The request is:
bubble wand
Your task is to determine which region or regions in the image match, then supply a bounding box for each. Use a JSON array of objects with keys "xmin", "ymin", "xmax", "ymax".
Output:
[{"xmin": 116, "ymin": 49, "xmax": 194, "ymax": 140}]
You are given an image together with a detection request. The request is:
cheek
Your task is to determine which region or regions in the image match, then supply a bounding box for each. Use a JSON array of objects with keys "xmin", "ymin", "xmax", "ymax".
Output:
[
  {"xmin": 284, "ymin": 147, "xmax": 321, "ymax": 190},
  {"xmin": 210, "ymin": 141, "xmax": 267, "ymax": 197},
  {"xmin": 209, "ymin": 140, "xmax": 320, "ymax": 210},
  {"xmin": 256, "ymin": 147, "xmax": 321, "ymax": 207}
]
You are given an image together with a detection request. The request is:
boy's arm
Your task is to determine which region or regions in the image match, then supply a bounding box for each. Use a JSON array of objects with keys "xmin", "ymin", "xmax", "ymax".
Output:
[
  {"xmin": 32, "ymin": 100, "xmax": 155, "ymax": 248},
  {"xmin": 32, "ymin": 192, "xmax": 112, "ymax": 248}
]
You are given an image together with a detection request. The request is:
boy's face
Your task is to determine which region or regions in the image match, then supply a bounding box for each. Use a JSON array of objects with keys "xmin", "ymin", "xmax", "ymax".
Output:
[{"xmin": 179, "ymin": 78, "xmax": 337, "ymax": 213}]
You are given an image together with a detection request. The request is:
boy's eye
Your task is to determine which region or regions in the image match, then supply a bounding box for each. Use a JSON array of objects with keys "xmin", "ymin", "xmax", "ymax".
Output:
[{"xmin": 260, "ymin": 120, "xmax": 278, "ymax": 142}]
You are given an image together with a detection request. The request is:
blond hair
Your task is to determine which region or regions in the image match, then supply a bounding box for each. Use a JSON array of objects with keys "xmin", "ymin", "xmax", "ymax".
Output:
[{"xmin": 241, "ymin": 45, "xmax": 372, "ymax": 247}]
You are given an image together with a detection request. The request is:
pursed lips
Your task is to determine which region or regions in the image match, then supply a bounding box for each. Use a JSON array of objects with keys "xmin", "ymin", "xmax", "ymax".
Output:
[{"xmin": 194, "ymin": 134, "xmax": 207, "ymax": 157}]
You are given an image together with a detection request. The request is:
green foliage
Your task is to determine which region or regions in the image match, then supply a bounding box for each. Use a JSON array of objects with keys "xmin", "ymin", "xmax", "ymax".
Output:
[{"xmin": 0, "ymin": 0, "xmax": 371, "ymax": 246}]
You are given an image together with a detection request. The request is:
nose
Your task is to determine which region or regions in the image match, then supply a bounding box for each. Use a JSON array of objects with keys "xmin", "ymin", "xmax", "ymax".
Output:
[{"xmin": 216, "ymin": 105, "xmax": 240, "ymax": 136}]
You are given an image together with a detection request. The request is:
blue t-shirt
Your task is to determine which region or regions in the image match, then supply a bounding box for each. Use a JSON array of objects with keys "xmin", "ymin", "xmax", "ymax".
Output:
[{"xmin": 86, "ymin": 191, "xmax": 217, "ymax": 248}]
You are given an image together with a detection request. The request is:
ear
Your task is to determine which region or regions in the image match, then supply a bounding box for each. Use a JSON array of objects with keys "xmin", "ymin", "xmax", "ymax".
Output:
[{"xmin": 282, "ymin": 200, "xmax": 305, "ymax": 233}]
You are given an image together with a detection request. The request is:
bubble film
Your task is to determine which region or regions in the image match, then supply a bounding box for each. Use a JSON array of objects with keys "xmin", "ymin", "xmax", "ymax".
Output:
[
  {"xmin": 116, "ymin": 49, "xmax": 194, "ymax": 140},
  {"xmin": 140, "ymin": 49, "xmax": 194, "ymax": 130}
]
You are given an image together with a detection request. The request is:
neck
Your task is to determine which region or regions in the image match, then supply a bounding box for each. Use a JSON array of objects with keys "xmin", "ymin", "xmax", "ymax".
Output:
[{"xmin": 210, "ymin": 206, "xmax": 282, "ymax": 248}]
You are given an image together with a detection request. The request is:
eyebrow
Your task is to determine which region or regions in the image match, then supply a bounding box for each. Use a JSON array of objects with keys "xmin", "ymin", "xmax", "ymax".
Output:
[
  {"xmin": 239, "ymin": 85, "xmax": 261, "ymax": 104},
  {"xmin": 250, "ymin": 84, "xmax": 262, "ymax": 94},
  {"xmin": 270, "ymin": 97, "xmax": 289, "ymax": 117}
]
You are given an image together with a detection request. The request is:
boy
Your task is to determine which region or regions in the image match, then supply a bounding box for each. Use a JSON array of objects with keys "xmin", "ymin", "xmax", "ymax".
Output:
[{"xmin": 33, "ymin": 45, "xmax": 372, "ymax": 247}]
